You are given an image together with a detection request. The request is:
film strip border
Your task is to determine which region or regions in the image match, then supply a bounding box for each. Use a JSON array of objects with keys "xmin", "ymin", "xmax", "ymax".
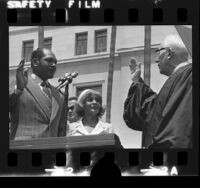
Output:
[
  {"xmin": 0, "ymin": 0, "xmax": 196, "ymax": 24},
  {"xmin": 6, "ymin": 8, "xmax": 189, "ymax": 24},
  {"xmin": 0, "ymin": 149, "xmax": 197, "ymax": 176},
  {"xmin": 5, "ymin": 151, "xmax": 188, "ymax": 167},
  {"xmin": 1, "ymin": 0, "xmax": 199, "ymax": 177}
]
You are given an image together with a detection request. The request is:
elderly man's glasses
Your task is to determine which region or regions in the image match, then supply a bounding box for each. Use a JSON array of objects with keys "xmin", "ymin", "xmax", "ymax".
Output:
[{"xmin": 155, "ymin": 47, "xmax": 173, "ymax": 55}]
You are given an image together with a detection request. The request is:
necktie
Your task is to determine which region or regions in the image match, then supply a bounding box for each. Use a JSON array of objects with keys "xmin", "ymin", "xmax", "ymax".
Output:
[{"xmin": 41, "ymin": 81, "xmax": 52, "ymax": 99}]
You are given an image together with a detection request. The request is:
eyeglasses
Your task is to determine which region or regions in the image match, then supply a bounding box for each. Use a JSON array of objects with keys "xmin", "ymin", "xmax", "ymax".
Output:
[
  {"xmin": 155, "ymin": 47, "xmax": 173, "ymax": 55},
  {"xmin": 155, "ymin": 47, "xmax": 165, "ymax": 52}
]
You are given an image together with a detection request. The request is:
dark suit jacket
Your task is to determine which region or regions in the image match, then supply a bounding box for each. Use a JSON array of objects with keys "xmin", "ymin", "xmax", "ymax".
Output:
[{"xmin": 9, "ymin": 76, "xmax": 66, "ymax": 140}]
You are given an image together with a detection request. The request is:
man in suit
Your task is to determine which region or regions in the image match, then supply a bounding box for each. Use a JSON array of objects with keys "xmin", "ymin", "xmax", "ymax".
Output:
[
  {"xmin": 67, "ymin": 96, "xmax": 80, "ymax": 124},
  {"xmin": 9, "ymin": 48, "xmax": 66, "ymax": 140}
]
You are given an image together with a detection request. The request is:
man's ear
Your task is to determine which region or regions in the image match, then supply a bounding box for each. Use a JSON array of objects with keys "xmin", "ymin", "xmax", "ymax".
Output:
[
  {"xmin": 32, "ymin": 58, "xmax": 40, "ymax": 67},
  {"xmin": 167, "ymin": 49, "xmax": 174, "ymax": 60}
]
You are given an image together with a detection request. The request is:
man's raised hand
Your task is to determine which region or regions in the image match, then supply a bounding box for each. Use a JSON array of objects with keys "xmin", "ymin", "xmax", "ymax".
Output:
[
  {"xmin": 129, "ymin": 57, "xmax": 141, "ymax": 82},
  {"xmin": 16, "ymin": 59, "xmax": 28, "ymax": 91}
]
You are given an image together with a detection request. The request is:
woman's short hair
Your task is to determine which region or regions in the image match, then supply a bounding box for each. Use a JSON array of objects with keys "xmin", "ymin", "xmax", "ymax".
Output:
[{"xmin": 75, "ymin": 89, "xmax": 105, "ymax": 118}]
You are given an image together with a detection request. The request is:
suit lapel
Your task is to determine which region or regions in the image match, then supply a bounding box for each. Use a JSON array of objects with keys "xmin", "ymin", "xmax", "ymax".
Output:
[
  {"xmin": 50, "ymin": 87, "xmax": 62, "ymax": 123},
  {"xmin": 26, "ymin": 76, "xmax": 51, "ymax": 121}
]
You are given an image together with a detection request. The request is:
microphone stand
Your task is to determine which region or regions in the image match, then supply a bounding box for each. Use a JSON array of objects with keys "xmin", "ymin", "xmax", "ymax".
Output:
[{"xmin": 60, "ymin": 78, "xmax": 72, "ymax": 137}]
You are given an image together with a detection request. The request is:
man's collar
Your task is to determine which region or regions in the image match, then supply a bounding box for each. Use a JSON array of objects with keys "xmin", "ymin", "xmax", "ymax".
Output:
[
  {"xmin": 31, "ymin": 73, "xmax": 49, "ymax": 85},
  {"xmin": 31, "ymin": 73, "xmax": 42, "ymax": 82},
  {"xmin": 172, "ymin": 61, "xmax": 190, "ymax": 74}
]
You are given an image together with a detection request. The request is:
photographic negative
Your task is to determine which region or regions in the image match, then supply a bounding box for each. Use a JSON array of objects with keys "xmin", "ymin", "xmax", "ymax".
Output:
[{"xmin": 1, "ymin": 0, "xmax": 199, "ymax": 177}]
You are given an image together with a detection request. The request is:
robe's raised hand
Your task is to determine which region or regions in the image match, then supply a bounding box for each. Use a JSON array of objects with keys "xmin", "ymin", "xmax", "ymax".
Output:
[{"xmin": 129, "ymin": 57, "xmax": 141, "ymax": 82}]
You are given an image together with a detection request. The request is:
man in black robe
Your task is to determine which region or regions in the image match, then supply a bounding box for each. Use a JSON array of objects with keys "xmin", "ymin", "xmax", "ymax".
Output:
[{"xmin": 123, "ymin": 35, "xmax": 192, "ymax": 148}]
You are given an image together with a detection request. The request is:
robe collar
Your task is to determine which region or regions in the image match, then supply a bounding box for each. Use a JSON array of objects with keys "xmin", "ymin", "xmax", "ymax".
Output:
[{"xmin": 172, "ymin": 61, "xmax": 190, "ymax": 74}]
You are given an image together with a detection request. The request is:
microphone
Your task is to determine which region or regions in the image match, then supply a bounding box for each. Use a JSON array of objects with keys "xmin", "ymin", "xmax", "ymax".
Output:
[
  {"xmin": 56, "ymin": 71, "xmax": 78, "ymax": 90},
  {"xmin": 58, "ymin": 71, "xmax": 78, "ymax": 83}
]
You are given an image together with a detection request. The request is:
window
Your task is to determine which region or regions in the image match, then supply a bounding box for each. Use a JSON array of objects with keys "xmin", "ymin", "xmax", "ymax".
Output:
[
  {"xmin": 44, "ymin": 38, "xmax": 52, "ymax": 50},
  {"xmin": 76, "ymin": 85, "xmax": 102, "ymax": 98},
  {"xmin": 23, "ymin": 40, "xmax": 34, "ymax": 62},
  {"xmin": 75, "ymin": 32, "xmax": 88, "ymax": 55},
  {"xmin": 95, "ymin": 30, "xmax": 107, "ymax": 53}
]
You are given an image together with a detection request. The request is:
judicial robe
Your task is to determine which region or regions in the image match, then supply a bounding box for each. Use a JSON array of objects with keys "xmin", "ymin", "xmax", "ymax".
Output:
[{"xmin": 123, "ymin": 63, "xmax": 192, "ymax": 148}]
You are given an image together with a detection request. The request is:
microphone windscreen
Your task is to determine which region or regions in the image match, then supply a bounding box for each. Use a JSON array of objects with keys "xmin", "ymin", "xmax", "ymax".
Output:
[
  {"xmin": 64, "ymin": 72, "xmax": 71, "ymax": 77},
  {"xmin": 71, "ymin": 71, "xmax": 78, "ymax": 78}
]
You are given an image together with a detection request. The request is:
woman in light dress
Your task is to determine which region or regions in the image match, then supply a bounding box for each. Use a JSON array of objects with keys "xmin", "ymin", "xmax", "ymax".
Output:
[{"xmin": 68, "ymin": 89, "xmax": 114, "ymax": 136}]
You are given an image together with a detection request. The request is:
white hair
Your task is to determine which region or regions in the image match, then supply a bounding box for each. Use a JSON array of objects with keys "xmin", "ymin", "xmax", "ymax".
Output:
[
  {"xmin": 162, "ymin": 34, "xmax": 189, "ymax": 62},
  {"xmin": 162, "ymin": 35, "xmax": 186, "ymax": 49}
]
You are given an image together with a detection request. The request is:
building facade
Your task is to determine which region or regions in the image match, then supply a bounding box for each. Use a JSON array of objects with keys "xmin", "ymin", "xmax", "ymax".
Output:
[{"xmin": 9, "ymin": 25, "xmax": 180, "ymax": 148}]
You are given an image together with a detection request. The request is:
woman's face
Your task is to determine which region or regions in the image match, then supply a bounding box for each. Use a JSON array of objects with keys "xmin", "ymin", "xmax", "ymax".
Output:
[{"xmin": 83, "ymin": 94, "xmax": 101, "ymax": 116}]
